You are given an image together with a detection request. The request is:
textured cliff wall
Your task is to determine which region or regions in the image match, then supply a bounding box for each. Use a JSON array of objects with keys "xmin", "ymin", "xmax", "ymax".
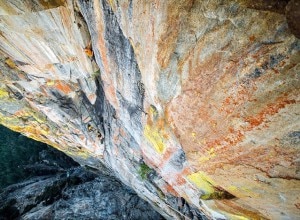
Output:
[
  {"xmin": 0, "ymin": 0, "xmax": 299, "ymax": 219},
  {"xmin": 0, "ymin": 126, "xmax": 163, "ymax": 220}
]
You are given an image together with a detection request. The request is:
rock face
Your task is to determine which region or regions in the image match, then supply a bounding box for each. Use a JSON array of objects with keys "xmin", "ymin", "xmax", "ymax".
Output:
[
  {"xmin": 0, "ymin": 124, "xmax": 78, "ymax": 188},
  {"xmin": 0, "ymin": 167, "xmax": 164, "ymax": 220},
  {"xmin": 0, "ymin": 0, "xmax": 299, "ymax": 219},
  {"xmin": 0, "ymin": 126, "xmax": 163, "ymax": 220}
]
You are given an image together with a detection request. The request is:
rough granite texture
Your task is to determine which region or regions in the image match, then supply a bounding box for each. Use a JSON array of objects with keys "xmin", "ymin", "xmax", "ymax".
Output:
[
  {"xmin": 0, "ymin": 0, "xmax": 299, "ymax": 219},
  {"xmin": 0, "ymin": 129, "xmax": 164, "ymax": 220},
  {"xmin": 0, "ymin": 167, "xmax": 164, "ymax": 220}
]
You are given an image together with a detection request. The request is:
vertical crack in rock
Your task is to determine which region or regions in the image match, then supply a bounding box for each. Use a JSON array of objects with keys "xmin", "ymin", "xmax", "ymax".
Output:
[
  {"xmin": 100, "ymin": 0, "xmax": 145, "ymax": 127},
  {"xmin": 77, "ymin": 0, "xmax": 146, "ymax": 165},
  {"xmin": 80, "ymin": 78, "xmax": 106, "ymax": 142},
  {"xmin": 78, "ymin": 0, "xmax": 144, "ymax": 133}
]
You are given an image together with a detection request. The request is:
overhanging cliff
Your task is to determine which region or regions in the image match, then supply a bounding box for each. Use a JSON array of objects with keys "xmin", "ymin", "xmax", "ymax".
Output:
[{"xmin": 0, "ymin": 0, "xmax": 299, "ymax": 219}]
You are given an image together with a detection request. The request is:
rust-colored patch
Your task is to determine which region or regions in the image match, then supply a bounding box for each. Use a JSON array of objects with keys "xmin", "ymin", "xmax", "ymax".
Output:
[
  {"xmin": 249, "ymin": 35, "xmax": 255, "ymax": 42},
  {"xmin": 84, "ymin": 48, "xmax": 93, "ymax": 58},
  {"xmin": 245, "ymin": 99, "xmax": 296, "ymax": 127},
  {"xmin": 84, "ymin": 40, "xmax": 93, "ymax": 58},
  {"xmin": 55, "ymin": 81, "xmax": 72, "ymax": 94},
  {"xmin": 174, "ymin": 174, "xmax": 187, "ymax": 186},
  {"xmin": 163, "ymin": 183, "xmax": 179, "ymax": 197},
  {"xmin": 156, "ymin": 147, "xmax": 179, "ymax": 169},
  {"xmin": 181, "ymin": 167, "xmax": 192, "ymax": 176}
]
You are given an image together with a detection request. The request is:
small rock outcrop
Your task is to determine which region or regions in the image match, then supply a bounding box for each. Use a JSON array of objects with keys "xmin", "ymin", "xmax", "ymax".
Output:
[{"xmin": 0, "ymin": 0, "xmax": 299, "ymax": 219}]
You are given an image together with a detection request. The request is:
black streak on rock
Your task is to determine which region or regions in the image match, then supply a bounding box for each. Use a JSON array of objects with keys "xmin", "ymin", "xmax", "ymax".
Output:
[{"xmin": 247, "ymin": 54, "xmax": 285, "ymax": 79}]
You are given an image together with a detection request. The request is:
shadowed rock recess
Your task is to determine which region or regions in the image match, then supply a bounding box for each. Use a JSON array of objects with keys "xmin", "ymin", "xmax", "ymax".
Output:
[
  {"xmin": 0, "ymin": 0, "xmax": 299, "ymax": 219},
  {"xmin": 0, "ymin": 125, "xmax": 164, "ymax": 220}
]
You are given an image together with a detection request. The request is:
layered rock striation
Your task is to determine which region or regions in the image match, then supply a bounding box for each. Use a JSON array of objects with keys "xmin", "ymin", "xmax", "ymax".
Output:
[{"xmin": 0, "ymin": 0, "xmax": 299, "ymax": 219}]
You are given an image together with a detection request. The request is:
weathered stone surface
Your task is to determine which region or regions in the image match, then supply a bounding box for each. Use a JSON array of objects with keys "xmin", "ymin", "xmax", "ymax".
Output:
[
  {"xmin": 0, "ymin": 0, "xmax": 299, "ymax": 219},
  {"xmin": 0, "ymin": 167, "xmax": 164, "ymax": 220},
  {"xmin": 0, "ymin": 127, "xmax": 163, "ymax": 220}
]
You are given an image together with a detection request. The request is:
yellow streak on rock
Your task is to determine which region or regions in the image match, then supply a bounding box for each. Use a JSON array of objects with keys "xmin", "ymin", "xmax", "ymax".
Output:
[
  {"xmin": 46, "ymin": 80, "xmax": 55, "ymax": 86},
  {"xmin": 5, "ymin": 58, "xmax": 17, "ymax": 69},
  {"xmin": 107, "ymin": 0, "xmax": 117, "ymax": 11},
  {"xmin": 144, "ymin": 124, "xmax": 165, "ymax": 154},
  {"xmin": 0, "ymin": 88, "xmax": 9, "ymax": 98},
  {"xmin": 187, "ymin": 172, "xmax": 216, "ymax": 194},
  {"xmin": 199, "ymin": 148, "xmax": 216, "ymax": 163},
  {"xmin": 222, "ymin": 213, "xmax": 249, "ymax": 220},
  {"xmin": 67, "ymin": 148, "xmax": 90, "ymax": 160},
  {"xmin": 144, "ymin": 105, "xmax": 169, "ymax": 154}
]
